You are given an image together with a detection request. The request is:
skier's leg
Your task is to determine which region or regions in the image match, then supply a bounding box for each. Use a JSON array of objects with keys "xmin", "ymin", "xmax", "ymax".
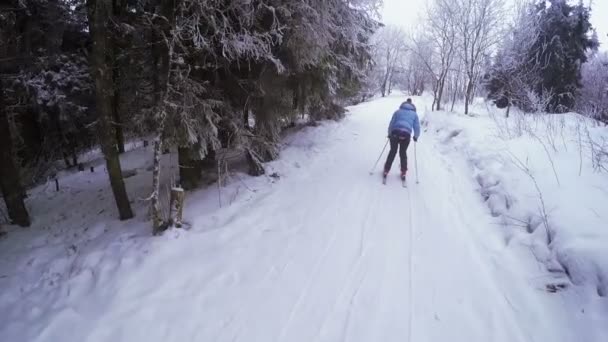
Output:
[
  {"xmin": 383, "ymin": 136, "xmax": 399, "ymax": 173},
  {"xmin": 399, "ymin": 133, "xmax": 411, "ymax": 173}
]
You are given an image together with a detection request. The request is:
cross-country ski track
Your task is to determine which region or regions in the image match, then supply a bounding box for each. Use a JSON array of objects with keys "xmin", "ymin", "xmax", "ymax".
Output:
[{"xmin": 5, "ymin": 95, "xmax": 605, "ymax": 342}]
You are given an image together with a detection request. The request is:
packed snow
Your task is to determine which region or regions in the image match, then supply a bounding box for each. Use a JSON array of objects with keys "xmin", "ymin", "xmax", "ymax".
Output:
[{"xmin": 1, "ymin": 94, "xmax": 608, "ymax": 342}]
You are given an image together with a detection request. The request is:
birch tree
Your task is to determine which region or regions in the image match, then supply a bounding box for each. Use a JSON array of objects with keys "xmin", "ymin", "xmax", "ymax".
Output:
[
  {"xmin": 373, "ymin": 25, "xmax": 408, "ymax": 97},
  {"xmin": 409, "ymin": 32, "xmax": 441, "ymax": 106},
  {"xmin": 456, "ymin": 0, "xmax": 504, "ymax": 114},
  {"xmin": 425, "ymin": 0, "xmax": 458, "ymax": 110}
]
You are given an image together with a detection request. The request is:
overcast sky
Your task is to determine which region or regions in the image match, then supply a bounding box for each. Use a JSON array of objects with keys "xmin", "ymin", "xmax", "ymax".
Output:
[{"xmin": 380, "ymin": 0, "xmax": 608, "ymax": 50}]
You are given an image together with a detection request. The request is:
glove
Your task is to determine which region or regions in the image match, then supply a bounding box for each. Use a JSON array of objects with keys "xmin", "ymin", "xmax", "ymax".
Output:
[{"xmin": 413, "ymin": 136, "xmax": 418, "ymax": 142}]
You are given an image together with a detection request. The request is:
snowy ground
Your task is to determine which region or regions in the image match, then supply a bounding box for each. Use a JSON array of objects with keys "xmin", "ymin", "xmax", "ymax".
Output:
[
  {"xmin": 1, "ymin": 94, "xmax": 607, "ymax": 341},
  {"xmin": 425, "ymin": 101, "xmax": 608, "ymax": 297}
]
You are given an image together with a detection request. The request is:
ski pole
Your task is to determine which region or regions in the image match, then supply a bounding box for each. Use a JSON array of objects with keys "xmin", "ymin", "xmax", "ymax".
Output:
[
  {"xmin": 414, "ymin": 142, "xmax": 419, "ymax": 184},
  {"xmin": 369, "ymin": 139, "xmax": 389, "ymax": 175}
]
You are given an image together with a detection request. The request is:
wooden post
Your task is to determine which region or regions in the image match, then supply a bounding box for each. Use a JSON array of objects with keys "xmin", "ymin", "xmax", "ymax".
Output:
[{"xmin": 169, "ymin": 187, "xmax": 185, "ymax": 228}]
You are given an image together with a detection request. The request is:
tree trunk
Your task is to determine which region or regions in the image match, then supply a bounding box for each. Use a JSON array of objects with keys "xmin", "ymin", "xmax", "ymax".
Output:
[
  {"xmin": 112, "ymin": 0, "xmax": 126, "ymax": 154},
  {"xmin": 381, "ymin": 69, "xmax": 390, "ymax": 97},
  {"xmin": 436, "ymin": 75, "xmax": 446, "ymax": 111},
  {"xmin": 202, "ymin": 144, "xmax": 216, "ymax": 169},
  {"xmin": 148, "ymin": 0, "xmax": 177, "ymax": 233},
  {"xmin": 431, "ymin": 80, "xmax": 439, "ymax": 111},
  {"xmin": 0, "ymin": 79, "xmax": 30, "ymax": 227},
  {"xmin": 464, "ymin": 78, "xmax": 474, "ymax": 115},
  {"xmin": 151, "ymin": 134, "xmax": 164, "ymax": 233},
  {"xmin": 451, "ymin": 76, "xmax": 459, "ymax": 112},
  {"xmin": 246, "ymin": 148, "xmax": 265, "ymax": 176},
  {"xmin": 62, "ymin": 152, "xmax": 72, "ymax": 168},
  {"xmin": 112, "ymin": 85, "xmax": 125, "ymax": 154},
  {"xmin": 178, "ymin": 145, "xmax": 203, "ymax": 190},
  {"xmin": 243, "ymin": 107, "xmax": 250, "ymax": 129},
  {"xmin": 87, "ymin": 0, "xmax": 134, "ymax": 220},
  {"xmin": 71, "ymin": 151, "xmax": 78, "ymax": 167}
]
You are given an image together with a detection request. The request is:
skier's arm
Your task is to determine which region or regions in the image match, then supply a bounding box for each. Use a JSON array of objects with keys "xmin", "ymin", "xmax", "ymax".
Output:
[
  {"xmin": 388, "ymin": 112, "xmax": 397, "ymax": 136},
  {"xmin": 413, "ymin": 114, "xmax": 421, "ymax": 139}
]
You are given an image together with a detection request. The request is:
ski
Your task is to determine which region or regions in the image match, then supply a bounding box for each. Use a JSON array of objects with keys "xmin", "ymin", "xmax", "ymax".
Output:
[
  {"xmin": 380, "ymin": 173, "xmax": 408, "ymax": 187},
  {"xmin": 381, "ymin": 174, "xmax": 407, "ymax": 187}
]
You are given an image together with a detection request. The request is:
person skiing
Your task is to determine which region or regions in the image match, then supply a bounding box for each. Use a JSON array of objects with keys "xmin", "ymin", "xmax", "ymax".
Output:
[{"xmin": 383, "ymin": 99, "xmax": 420, "ymax": 181}]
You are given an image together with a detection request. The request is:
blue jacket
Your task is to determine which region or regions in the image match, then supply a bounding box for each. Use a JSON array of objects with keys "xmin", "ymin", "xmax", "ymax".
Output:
[{"xmin": 388, "ymin": 103, "xmax": 420, "ymax": 139}]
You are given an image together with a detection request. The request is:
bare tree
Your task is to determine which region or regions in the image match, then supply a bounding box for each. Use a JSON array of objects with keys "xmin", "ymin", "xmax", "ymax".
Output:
[
  {"xmin": 447, "ymin": 59, "xmax": 465, "ymax": 111},
  {"xmin": 424, "ymin": 0, "xmax": 458, "ymax": 110},
  {"xmin": 456, "ymin": 0, "xmax": 504, "ymax": 114},
  {"xmin": 406, "ymin": 63, "xmax": 428, "ymax": 96},
  {"xmin": 373, "ymin": 25, "xmax": 408, "ymax": 97},
  {"xmin": 408, "ymin": 32, "xmax": 440, "ymax": 101}
]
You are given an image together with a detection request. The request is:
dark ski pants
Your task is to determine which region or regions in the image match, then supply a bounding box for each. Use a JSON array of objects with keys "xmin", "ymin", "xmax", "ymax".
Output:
[{"xmin": 384, "ymin": 131, "xmax": 411, "ymax": 173}]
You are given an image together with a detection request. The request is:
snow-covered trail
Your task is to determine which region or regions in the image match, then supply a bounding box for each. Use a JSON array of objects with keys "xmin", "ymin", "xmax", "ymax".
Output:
[{"xmin": 22, "ymin": 95, "xmax": 592, "ymax": 342}]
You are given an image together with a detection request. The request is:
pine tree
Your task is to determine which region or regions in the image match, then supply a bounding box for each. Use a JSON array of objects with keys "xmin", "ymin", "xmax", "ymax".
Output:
[
  {"xmin": 1, "ymin": 0, "xmax": 380, "ymax": 232},
  {"xmin": 0, "ymin": 0, "xmax": 31, "ymax": 227},
  {"xmin": 486, "ymin": 0, "xmax": 598, "ymax": 113},
  {"xmin": 530, "ymin": 0, "xmax": 598, "ymax": 112},
  {"xmin": 87, "ymin": 0, "xmax": 134, "ymax": 220},
  {"xmin": 0, "ymin": 79, "xmax": 30, "ymax": 227}
]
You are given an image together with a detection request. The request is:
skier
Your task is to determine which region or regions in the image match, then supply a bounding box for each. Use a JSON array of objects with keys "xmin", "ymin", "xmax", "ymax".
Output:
[{"xmin": 383, "ymin": 99, "xmax": 420, "ymax": 182}]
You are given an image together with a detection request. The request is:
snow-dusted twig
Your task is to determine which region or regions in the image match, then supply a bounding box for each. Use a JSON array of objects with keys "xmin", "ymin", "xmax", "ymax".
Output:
[
  {"xmin": 577, "ymin": 116, "xmax": 584, "ymax": 176},
  {"xmin": 230, "ymin": 171, "xmax": 256, "ymax": 193},
  {"xmin": 505, "ymin": 151, "xmax": 553, "ymax": 243},
  {"xmin": 530, "ymin": 133, "xmax": 561, "ymax": 187}
]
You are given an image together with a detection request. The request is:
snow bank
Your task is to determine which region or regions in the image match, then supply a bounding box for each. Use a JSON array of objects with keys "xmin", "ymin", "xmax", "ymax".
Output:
[
  {"xmin": 0, "ymin": 118, "xmax": 343, "ymax": 341},
  {"xmin": 424, "ymin": 103, "xmax": 608, "ymax": 297}
]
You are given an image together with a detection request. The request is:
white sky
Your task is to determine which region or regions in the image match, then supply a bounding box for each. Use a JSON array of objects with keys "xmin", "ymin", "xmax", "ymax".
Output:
[{"xmin": 380, "ymin": 0, "xmax": 608, "ymax": 50}]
